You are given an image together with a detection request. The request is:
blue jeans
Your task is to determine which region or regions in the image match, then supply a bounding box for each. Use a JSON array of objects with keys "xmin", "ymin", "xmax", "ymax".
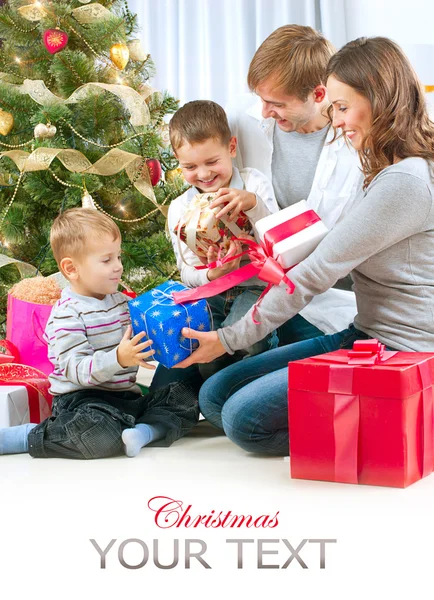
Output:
[
  {"xmin": 277, "ymin": 313, "xmax": 323, "ymax": 346},
  {"xmin": 199, "ymin": 325, "xmax": 387, "ymax": 456},
  {"xmin": 207, "ymin": 287, "xmax": 279, "ymax": 355}
]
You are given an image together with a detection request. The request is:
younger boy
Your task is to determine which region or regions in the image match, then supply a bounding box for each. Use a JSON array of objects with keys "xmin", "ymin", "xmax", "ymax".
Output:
[
  {"xmin": 166, "ymin": 100, "xmax": 279, "ymax": 382},
  {"xmin": 0, "ymin": 208, "xmax": 199, "ymax": 459}
]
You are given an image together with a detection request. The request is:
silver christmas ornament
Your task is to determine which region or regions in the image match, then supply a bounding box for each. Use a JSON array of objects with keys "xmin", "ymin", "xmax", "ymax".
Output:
[
  {"xmin": 34, "ymin": 123, "xmax": 57, "ymax": 139},
  {"xmin": 81, "ymin": 192, "xmax": 96, "ymax": 209}
]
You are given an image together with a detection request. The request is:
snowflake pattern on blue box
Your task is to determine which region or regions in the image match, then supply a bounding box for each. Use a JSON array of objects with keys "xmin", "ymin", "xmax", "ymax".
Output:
[{"xmin": 128, "ymin": 280, "xmax": 210, "ymax": 369}]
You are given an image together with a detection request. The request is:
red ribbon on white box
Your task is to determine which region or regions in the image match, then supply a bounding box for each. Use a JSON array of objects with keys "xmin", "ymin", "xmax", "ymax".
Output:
[
  {"xmin": 171, "ymin": 209, "xmax": 326, "ymax": 322},
  {"xmin": 0, "ymin": 363, "xmax": 52, "ymax": 423}
]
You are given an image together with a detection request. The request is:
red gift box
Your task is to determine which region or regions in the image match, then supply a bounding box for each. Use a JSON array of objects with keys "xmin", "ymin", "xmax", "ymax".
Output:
[{"xmin": 288, "ymin": 340, "xmax": 434, "ymax": 488}]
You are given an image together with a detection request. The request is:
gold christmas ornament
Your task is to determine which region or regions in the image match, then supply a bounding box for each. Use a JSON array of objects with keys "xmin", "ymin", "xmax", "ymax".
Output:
[
  {"xmin": 0, "ymin": 109, "xmax": 14, "ymax": 136},
  {"xmin": 18, "ymin": 3, "xmax": 47, "ymax": 21},
  {"xmin": 81, "ymin": 191, "xmax": 96, "ymax": 209},
  {"xmin": 165, "ymin": 167, "xmax": 184, "ymax": 183},
  {"xmin": 71, "ymin": 4, "xmax": 114, "ymax": 24},
  {"xmin": 158, "ymin": 123, "xmax": 171, "ymax": 148},
  {"xmin": 34, "ymin": 123, "xmax": 57, "ymax": 140},
  {"xmin": 110, "ymin": 44, "xmax": 129, "ymax": 70},
  {"xmin": 127, "ymin": 39, "xmax": 148, "ymax": 62}
]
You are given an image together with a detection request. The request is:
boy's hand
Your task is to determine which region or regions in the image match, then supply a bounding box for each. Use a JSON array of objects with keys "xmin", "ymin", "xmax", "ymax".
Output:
[
  {"xmin": 207, "ymin": 240, "xmax": 243, "ymax": 281},
  {"xmin": 117, "ymin": 325, "xmax": 156, "ymax": 370},
  {"xmin": 210, "ymin": 189, "xmax": 257, "ymax": 221}
]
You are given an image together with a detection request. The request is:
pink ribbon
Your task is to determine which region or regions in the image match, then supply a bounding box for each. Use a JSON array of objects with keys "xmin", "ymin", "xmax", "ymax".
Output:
[{"xmin": 172, "ymin": 239, "xmax": 294, "ymax": 323}]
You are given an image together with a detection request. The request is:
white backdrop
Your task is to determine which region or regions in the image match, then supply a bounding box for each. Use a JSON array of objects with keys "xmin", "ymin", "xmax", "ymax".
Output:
[{"xmin": 129, "ymin": 0, "xmax": 434, "ymax": 107}]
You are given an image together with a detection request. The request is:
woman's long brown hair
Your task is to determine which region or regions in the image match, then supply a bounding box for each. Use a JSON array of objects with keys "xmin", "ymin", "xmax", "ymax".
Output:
[{"xmin": 326, "ymin": 37, "xmax": 434, "ymax": 188}]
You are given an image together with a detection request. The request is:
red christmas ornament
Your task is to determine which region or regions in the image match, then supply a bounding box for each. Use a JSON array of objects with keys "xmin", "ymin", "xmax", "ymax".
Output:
[
  {"xmin": 43, "ymin": 28, "xmax": 69, "ymax": 54},
  {"xmin": 145, "ymin": 158, "xmax": 162, "ymax": 186}
]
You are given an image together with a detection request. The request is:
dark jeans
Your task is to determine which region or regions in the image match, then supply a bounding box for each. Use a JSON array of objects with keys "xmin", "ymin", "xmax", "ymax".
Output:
[
  {"xmin": 277, "ymin": 313, "xmax": 324, "ymax": 346},
  {"xmin": 28, "ymin": 381, "xmax": 200, "ymax": 459}
]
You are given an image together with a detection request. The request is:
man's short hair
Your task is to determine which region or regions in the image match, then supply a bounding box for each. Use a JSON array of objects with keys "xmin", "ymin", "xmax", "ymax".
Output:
[
  {"xmin": 50, "ymin": 208, "xmax": 120, "ymax": 266},
  {"xmin": 169, "ymin": 100, "xmax": 232, "ymax": 151},
  {"xmin": 248, "ymin": 24, "xmax": 335, "ymax": 100}
]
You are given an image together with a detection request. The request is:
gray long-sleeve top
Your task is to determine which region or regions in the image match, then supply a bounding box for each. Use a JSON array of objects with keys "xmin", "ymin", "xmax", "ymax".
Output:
[{"xmin": 219, "ymin": 157, "xmax": 434, "ymax": 353}]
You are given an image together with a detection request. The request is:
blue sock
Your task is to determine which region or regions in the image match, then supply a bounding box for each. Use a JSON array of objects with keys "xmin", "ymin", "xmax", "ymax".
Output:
[
  {"xmin": 0, "ymin": 423, "xmax": 37, "ymax": 455},
  {"xmin": 122, "ymin": 423, "xmax": 167, "ymax": 458}
]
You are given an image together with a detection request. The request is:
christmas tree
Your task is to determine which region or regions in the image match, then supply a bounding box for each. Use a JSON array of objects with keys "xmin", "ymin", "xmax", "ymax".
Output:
[{"xmin": 0, "ymin": 0, "xmax": 188, "ymax": 326}]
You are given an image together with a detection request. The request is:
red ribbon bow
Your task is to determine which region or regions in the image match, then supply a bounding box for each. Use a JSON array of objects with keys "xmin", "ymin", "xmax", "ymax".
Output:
[{"xmin": 347, "ymin": 339, "xmax": 387, "ymax": 364}]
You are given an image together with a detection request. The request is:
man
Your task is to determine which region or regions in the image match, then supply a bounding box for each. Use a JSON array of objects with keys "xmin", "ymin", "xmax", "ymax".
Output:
[{"xmin": 227, "ymin": 25, "xmax": 362, "ymax": 341}]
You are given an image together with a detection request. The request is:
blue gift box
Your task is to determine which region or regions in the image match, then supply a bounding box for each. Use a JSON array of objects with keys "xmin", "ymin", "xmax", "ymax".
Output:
[{"xmin": 128, "ymin": 280, "xmax": 210, "ymax": 369}]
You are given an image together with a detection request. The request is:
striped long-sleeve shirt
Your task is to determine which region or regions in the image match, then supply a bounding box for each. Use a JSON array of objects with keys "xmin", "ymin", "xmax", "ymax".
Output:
[{"xmin": 45, "ymin": 288, "xmax": 141, "ymax": 396}]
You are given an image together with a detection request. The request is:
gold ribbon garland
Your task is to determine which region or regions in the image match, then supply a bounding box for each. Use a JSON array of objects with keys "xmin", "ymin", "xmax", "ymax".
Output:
[
  {"xmin": 0, "ymin": 253, "xmax": 38, "ymax": 277},
  {"xmin": 0, "ymin": 147, "xmax": 161, "ymax": 210},
  {"xmin": 15, "ymin": 79, "xmax": 153, "ymax": 127}
]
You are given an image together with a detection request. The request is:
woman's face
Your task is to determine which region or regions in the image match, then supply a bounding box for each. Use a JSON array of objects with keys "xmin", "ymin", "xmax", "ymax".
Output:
[{"xmin": 326, "ymin": 75, "xmax": 373, "ymax": 150}]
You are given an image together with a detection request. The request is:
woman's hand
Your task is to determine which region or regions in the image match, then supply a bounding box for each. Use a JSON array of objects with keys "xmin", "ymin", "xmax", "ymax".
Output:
[
  {"xmin": 210, "ymin": 188, "xmax": 257, "ymax": 221},
  {"xmin": 173, "ymin": 328, "xmax": 226, "ymax": 368}
]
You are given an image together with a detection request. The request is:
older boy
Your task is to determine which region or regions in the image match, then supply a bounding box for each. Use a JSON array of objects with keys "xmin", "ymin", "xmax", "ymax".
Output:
[{"xmin": 162, "ymin": 100, "xmax": 279, "ymax": 385}]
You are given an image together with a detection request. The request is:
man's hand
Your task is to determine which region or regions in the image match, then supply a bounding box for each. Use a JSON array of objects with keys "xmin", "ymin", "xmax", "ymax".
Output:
[
  {"xmin": 207, "ymin": 239, "xmax": 243, "ymax": 281},
  {"xmin": 210, "ymin": 188, "xmax": 257, "ymax": 221},
  {"xmin": 117, "ymin": 325, "xmax": 156, "ymax": 370},
  {"xmin": 173, "ymin": 328, "xmax": 226, "ymax": 368}
]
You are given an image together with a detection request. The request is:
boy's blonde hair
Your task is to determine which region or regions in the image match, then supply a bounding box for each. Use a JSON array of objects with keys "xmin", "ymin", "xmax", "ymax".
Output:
[
  {"xmin": 50, "ymin": 208, "xmax": 121, "ymax": 266},
  {"xmin": 248, "ymin": 25, "xmax": 335, "ymax": 101},
  {"xmin": 169, "ymin": 100, "xmax": 232, "ymax": 152}
]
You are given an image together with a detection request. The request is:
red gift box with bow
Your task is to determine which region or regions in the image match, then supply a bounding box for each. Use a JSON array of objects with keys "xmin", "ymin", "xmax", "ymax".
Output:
[{"xmin": 288, "ymin": 339, "xmax": 434, "ymax": 488}]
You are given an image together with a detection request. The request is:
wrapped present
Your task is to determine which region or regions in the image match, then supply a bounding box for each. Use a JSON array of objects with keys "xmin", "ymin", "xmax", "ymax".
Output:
[
  {"xmin": 174, "ymin": 192, "xmax": 251, "ymax": 261},
  {"xmin": 172, "ymin": 200, "xmax": 326, "ymax": 308},
  {"xmin": 288, "ymin": 339, "xmax": 434, "ymax": 488},
  {"xmin": 0, "ymin": 364, "xmax": 52, "ymax": 427},
  {"xmin": 255, "ymin": 199, "xmax": 328, "ymax": 269},
  {"xmin": 128, "ymin": 280, "xmax": 210, "ymax": 369}
]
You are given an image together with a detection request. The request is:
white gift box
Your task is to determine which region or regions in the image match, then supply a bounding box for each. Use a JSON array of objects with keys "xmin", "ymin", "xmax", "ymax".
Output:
[
  {"xmin": 255, "ymin": 200, "xmax": 328, "ymax": 269},
  {"xmin": 0, "ymin": 385, "xmax": 31, "ymax": 427},
  {"xmin": 0, "ymin": 385, "xmax": 51, "ymax": 427}
]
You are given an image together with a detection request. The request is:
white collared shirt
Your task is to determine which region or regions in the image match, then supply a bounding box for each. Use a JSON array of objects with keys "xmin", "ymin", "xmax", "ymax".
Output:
[
  {"xmin": 226, "ymin": 93, "xmax": 363, "ymax": 333},
  {"xmin": 168, "ymin": 166, "xmax": 278, "ymax": 288}
]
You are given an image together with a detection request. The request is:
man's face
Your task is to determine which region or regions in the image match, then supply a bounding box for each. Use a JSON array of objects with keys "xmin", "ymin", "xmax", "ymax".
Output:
[{"xmin": 255, "ymin": 78, "xmax": 319, "ymax": 133}]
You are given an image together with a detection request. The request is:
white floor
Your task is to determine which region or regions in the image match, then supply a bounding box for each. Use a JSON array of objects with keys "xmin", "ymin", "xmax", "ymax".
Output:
[{"xmin": 1, "ymin": 365, "xmax": 434, "ymax": 599}]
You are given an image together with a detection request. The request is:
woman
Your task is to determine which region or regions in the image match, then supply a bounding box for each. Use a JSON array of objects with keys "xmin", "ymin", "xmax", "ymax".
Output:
[{"xmin": 175, "ymin": 37, "xmax": 434, "ymax": 456}]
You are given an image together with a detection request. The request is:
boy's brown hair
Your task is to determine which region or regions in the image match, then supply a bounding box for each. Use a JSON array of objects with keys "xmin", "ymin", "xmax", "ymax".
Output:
[
  {"xmin": 169, "ymin": 100, "xmax": 232, "ymax": 151},
  {"xmin": 50, "ymin": 208, "xmax": 120, "ymax": 266},
  {"xmin": 247, "ymin": 24, "xmax": 335, "ymax": 100}
]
